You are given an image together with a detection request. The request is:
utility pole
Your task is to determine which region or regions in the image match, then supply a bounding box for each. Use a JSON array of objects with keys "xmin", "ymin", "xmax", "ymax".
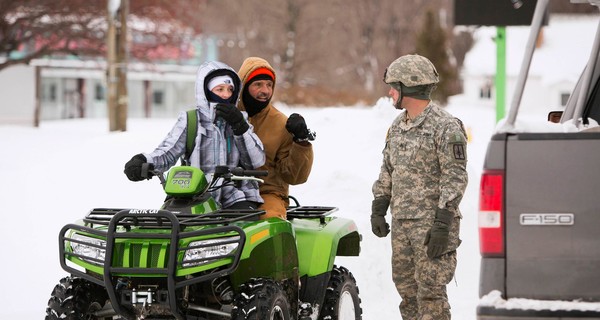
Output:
[
  {"xmin": 495, "ymin": 27, "xmax": 506, "ymax": 123},
  {"xmin": 454, "ymin": 0, "xmax": 543, "ymax": 123},
  {"xmin": 107, "ymin": 0, "xmax": 128, "ymax": 131}
]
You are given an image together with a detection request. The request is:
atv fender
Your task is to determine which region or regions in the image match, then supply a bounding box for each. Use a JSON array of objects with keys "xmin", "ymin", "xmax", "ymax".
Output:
[
  {"xmin": 230, "ymin": 218, "xmax": 299, "ymax": 288},
  {"xmin": 294, "ymin": 216, "xmax": 361, "ymax": 277}
]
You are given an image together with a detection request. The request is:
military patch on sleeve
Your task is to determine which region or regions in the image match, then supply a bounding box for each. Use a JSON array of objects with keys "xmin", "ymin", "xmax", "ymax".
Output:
[
  {"xmin": 449, "ymin": 131, "xmax": 467, "ymax": 161},
  {"xmin": 453, "ymin": 143, "xmax": 466, "ymax": 160}
]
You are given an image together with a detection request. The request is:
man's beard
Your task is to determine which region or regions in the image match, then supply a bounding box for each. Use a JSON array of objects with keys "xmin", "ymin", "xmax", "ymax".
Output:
[{"xmin": 242, "ymin": 89, "xmax": 270, "ymax": 117}]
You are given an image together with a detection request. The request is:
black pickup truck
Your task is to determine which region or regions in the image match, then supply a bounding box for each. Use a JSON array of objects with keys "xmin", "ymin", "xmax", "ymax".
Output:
[{"xmin": 477, "ymin": 0, "xmax": 600, "ymax": 319}]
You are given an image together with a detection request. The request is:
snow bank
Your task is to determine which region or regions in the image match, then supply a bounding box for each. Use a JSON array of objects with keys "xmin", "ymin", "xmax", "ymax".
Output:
[{"xmin": 480, "ymin": 290, "xmax": 600, "ymax": 312}]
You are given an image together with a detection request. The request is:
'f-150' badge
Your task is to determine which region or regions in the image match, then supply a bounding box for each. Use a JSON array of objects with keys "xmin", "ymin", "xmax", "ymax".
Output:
[{"xmin": 520, "ymin": 213, "xmax": 574, "ymax": 225}]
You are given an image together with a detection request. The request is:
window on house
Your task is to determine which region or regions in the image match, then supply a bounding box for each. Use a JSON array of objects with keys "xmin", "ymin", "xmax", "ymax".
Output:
[
  {"xmin": 42, "ymin": 83, "xmax": 56, "ymax": 102},
  {"xmin": 49, "ymin": 83, "xmax": 57, "ymax": 101},
  {"xmin": 95, "ymin": 83, "xmax": 105, "ymax": 101},
  {"xmin": 560, "ymin": 92, "xmax": 570, "ymax": 106},
  {"xmin": 153, "ymin": 90, "xmax": 164, "ymax": 106},
  {"xmin": 480, "ymin": 84, "xmax": 492, "ymax": 99}
]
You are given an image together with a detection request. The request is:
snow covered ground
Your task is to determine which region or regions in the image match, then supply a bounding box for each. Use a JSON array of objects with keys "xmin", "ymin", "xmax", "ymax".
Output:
[
  {"xmin": 0, "ymin": 96, "xmax": 496, "ymax": 319},
  {"xmin": 3, "ymin": 94, "xmax": 600, "ymax": 319}
]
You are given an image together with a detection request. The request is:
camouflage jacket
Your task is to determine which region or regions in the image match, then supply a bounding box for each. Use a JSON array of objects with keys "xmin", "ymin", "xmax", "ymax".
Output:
[{"xmin": 372, "ymin": 103, "xmax": 468, "ymax": 219}]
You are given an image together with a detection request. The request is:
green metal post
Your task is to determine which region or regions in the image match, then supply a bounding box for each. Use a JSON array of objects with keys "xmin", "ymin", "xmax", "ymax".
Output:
[{"xmin": 495, "ymin": 27, "xmax": 506, "ymax": 123}]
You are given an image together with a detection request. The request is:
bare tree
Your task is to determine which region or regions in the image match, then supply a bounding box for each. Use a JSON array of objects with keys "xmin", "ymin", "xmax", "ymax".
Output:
[
  {"xmin": 0, "ymin": 0, "xmax": 206, "ymax": 71},
  {"xmin": 337, "ymin": 0, "xmax": 382, "ymax": 94},
  {"xmin": 3, "ymin": 0, "xmax": 587, "ymax": 107},
  {"xmin": 416, "ymin": 9, "xmax": 457, "ymax": 104},
  {"xmin": 0, "ymin": 0, "xmax": 105, "ymax": 71},
  {"xmin": 549, "ymin": 0, "xmax": 598, "ymax": 13}
]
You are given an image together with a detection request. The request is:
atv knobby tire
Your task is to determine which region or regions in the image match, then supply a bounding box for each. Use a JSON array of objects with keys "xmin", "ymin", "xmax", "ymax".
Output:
[
  {"xmin": 45, "ymin": 276, "xmax": 110, "ymax": 320},
  {"xmin": 320, "ymin": 265, "xmax": 362, "ymax": 320},
  {"xmin": 231, "ymin": 278, "xmax": 291, "ymax": 320}
]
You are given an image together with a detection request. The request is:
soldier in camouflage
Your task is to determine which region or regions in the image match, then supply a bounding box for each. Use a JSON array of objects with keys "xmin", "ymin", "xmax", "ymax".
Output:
[{"xmin": 371, "ymin": 54, "xmax": 468, "ymax": 320}]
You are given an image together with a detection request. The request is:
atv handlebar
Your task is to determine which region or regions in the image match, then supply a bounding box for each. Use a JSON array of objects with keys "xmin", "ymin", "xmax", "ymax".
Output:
[
  {"xmin": 145, "ymin": 165, "xmax": 268, "ymax": 187},
  {"xmin": 229, "ymin": 167, "xmax": 268, "ymax": 177},
  {"xmin": 214, "ymin": 166, "xmax": 268, "ymax": 184},
  {"xmin": 141, "ymin": 163, "xmax": 153, "ymax": 180}
]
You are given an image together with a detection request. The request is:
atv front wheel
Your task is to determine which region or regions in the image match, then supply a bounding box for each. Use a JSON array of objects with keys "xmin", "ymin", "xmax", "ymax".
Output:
[
  {"xmin": 320, "ymin": 266, "xmax": 362, "ymax": 320},
  {"xmin": 231, "ymin": 278, "xmax": 291, "ymax": 320},
  {"xmin": 45, "ymin": 276, "xmax": 111, "ymax": 320}
]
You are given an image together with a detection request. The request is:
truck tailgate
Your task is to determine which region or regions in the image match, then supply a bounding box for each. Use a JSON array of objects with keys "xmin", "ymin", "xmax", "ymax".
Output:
[{"xmin": 505, "ymin": 131, "xmax": 600, "ymax": 301}]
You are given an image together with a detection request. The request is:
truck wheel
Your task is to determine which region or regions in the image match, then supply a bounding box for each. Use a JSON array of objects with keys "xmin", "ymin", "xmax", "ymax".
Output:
[
  {"xmin": 231, "ymin": 278, "xmax": 291, "ymax": 320},
  {"xmin": 320, "ymin": 266, "xmax": 362, "ymax": 320},
  {"xmin": 45, "ymin": 276, "xmax": 110, "ymax": 320}
]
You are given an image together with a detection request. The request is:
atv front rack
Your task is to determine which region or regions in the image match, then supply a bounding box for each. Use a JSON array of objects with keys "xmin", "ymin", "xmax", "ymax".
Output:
[
  {"xmin": 59, "ymin": 208, "xmax": 261, "ymax": 320},
  {"xmin": 82, "ymin": 207, "xmax": 264, "ymax": 228}
]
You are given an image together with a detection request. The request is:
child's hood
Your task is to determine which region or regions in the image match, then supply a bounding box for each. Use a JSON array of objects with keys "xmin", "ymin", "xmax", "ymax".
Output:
[{"xmin": 194, "ymin": 61, "xmax": 242, "ymax": 116}]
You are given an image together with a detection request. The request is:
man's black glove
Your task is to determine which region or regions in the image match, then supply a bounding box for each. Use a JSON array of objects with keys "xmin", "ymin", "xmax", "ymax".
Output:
[
  {"xmin": 124, "ymin": 154, "xmax": 153, "ymax": 181},
  {"xmin": 216, "ymin": 103, "xmax": 249, "ymax": 135},
  {"xmin": 286, "ymin": 113, "xmax": 315, "ymax": 142},
  {"xmin": 371, "ymin": 197, "xmax": 391, "ymax": 237},
  {"xmin": 424, "ymin": 208, "xmax": 454, "ymax": 259}
]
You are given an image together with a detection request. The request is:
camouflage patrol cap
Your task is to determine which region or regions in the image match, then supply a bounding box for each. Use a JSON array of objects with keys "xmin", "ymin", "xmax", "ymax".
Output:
[{"xmin": 384, "ymin": 54, "xmax": 439, "ymax": 87}]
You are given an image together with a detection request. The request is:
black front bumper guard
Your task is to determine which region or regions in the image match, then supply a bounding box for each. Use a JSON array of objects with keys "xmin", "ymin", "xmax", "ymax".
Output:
[{"xmin": 59, "ymin": 208, "xmax": 260, "ymax": 320}]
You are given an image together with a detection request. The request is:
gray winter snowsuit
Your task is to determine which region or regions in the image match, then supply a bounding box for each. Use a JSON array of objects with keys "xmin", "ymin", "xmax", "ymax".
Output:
[{"xmin": 144, "ymin": 61, "xmax": 265, "ymax": 208}]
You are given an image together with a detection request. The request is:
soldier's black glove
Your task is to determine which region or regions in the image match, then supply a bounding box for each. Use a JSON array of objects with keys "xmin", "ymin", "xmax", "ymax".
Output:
[
  {"xmin": 286, "ymin": 113, "xmax": 315, "ymax": 142},
  {"xmin": 424, "ymin": 208, "xmax": 454, "ymax": 259},
  {"xmin": 371, "ymin": 197, "xmax": 391, "ymax": 237},
  {"xmin": 216, "ymin": 103, "xmax": 249, "ymax": 135},
  {"xmin": 124, "ymin": 154, "xmax": 153, "ymax": 181}
]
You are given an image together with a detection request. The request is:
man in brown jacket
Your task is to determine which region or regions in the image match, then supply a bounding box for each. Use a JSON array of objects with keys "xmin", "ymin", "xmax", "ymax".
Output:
[{"xmin": 237, "ymin": 57, "xmax": 314, "ymax": 219}]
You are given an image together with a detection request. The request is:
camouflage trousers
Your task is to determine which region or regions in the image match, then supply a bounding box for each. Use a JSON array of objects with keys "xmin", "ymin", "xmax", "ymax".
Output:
[{"xmin": 391, "ymin": 217, "xmax": 461, "ymax": 320}]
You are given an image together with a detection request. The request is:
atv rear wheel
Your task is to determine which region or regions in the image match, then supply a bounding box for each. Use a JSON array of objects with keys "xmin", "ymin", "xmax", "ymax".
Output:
[
  {"xmin": 231, "ymin": 278, "xmax": 291, "ymax": 320},
  {"xmin": 45, "ymin": 276, "xmax": 111, "ymax": 320},
  {"xmin": 320, "ymin": 266, "xmax": 362, "ymax": 320}
]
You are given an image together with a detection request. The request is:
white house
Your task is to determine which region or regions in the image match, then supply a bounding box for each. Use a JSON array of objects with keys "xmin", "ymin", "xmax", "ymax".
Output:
[
  {"xmin": 0, "ymin": 34, "xmax": 218, "ymax": 126},
  {"xmin": 461, "ymin": 14, "xmax": 599, "ymax": 118},
  {"xmin": 0, "ymin": 59, "xmax": 199, "ymax": 126},
  {"xmin": 39, "ymin": 60, "xmax": 198, "ymax": 119},
  {"xmin": 0, "ymin": 64, "xmax": 37, "ymax": 125}
]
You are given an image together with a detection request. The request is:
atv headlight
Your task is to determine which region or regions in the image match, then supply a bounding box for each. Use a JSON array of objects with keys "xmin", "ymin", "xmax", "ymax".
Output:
[
  {"xmin": 183, "ymin": 236, "xmax": 240, "ymax": 268},
  {"xmin": 70, "ymin": 233, "xmax": 106, "ymax": 265}
]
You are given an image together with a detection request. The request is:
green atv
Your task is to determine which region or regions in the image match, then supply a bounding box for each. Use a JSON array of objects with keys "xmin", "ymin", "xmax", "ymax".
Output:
[{"xmin": 45, "ymin": 165, "xmax": 362, "ymax": 320}]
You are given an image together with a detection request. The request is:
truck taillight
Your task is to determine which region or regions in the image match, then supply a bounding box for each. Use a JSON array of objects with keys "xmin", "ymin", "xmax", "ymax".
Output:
[{"xmin": 479, "ymin": 170, "xmax": 505, "ymax": 257}]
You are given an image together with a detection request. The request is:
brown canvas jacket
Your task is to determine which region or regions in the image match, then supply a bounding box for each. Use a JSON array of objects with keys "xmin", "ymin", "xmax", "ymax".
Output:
[{"xmin": 237, "ymin": 57, "xmax": 314, "ymax": 199}]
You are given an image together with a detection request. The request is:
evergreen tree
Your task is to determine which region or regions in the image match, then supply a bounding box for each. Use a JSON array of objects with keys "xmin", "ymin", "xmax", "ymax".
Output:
[{"xmin": 415, "ymin": 9, "xmax": 458, "ymax": 105}]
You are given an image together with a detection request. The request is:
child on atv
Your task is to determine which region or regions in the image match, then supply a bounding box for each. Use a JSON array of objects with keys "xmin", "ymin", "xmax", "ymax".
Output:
[{"xmin": 123, "ymin": 61, "xmax": 265, "ymax": 210}]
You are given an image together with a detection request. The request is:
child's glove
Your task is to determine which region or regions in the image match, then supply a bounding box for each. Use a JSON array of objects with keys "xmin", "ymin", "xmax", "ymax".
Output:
[
  {"xmin": 124, "ymin": 154, "xmax": 153, "ymax": 181},
  {"xmin": 216, "ymin": 103, "xmax": 249, "ymax": 135}
]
